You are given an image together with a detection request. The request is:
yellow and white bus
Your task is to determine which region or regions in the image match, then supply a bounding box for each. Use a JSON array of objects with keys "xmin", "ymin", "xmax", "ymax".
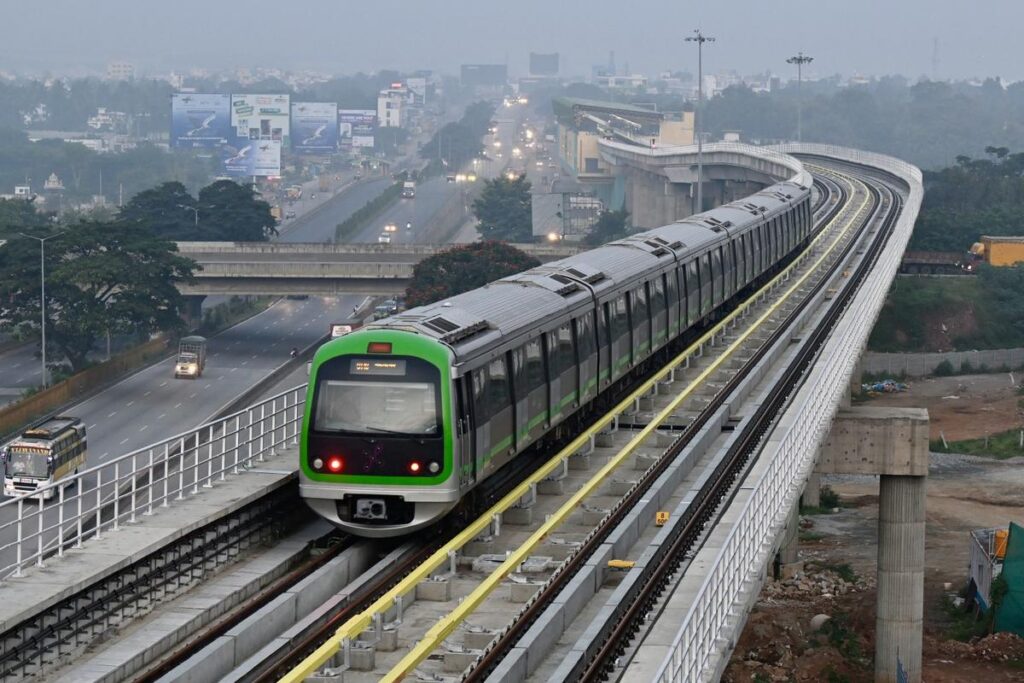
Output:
[{"xmin": 3, "ymin": 416, "xmax": 87, "ymax": 499}]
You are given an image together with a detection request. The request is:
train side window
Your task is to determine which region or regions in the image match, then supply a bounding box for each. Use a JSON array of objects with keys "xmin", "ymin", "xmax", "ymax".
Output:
[
  {"xmin": 700, "ymin": 253, "xmax": 711, "ymax": 312},
  {"xmin": 712, "ymin": 247, "xmax": 723, "ymax": 302},
  {"xmin": 557, "ymin": 324, "xmax": 575, "ymax": 372},
  {"xmin": 488, "ymin": 356, "xmax": 510, "ymax": 418},
  {"xmin": 524, "ymin": 338, "xmax": 545, "ymax": 393},
  {"xmin": 576, "ymin": 312, "xmax": 595, "ymax": 361},
  {"xmin": 651, "ymin": 275, "xmax": 665, "ymax": 317},
  {"xmin": 472, "ymin": 369, "xmax": 488, "ymax": 421}
]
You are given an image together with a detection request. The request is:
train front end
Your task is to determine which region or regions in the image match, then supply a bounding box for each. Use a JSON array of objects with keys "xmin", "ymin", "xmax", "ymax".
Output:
[{"xmin": 299, "ymin": 329, "xmax": 460, "ymax": 537}]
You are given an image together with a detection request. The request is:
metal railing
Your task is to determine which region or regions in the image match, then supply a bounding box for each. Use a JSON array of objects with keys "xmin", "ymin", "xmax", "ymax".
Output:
[
  {"xmin": 653, "ymin": 144, "xmax": 923, "ymax": 682},
  {"xmin": 0, "ymin": 384, "xmax": 308, "ymax": 581}
]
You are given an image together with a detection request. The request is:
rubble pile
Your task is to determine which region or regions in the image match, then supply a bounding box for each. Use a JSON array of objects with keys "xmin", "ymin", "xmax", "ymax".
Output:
[
  {"xmin": 763, "ymin": 568, "xmax": 873, "ymax": 601},
  {"xmin": 937, "ymin": 632, "xmax": 1024, "ymax": 662}
]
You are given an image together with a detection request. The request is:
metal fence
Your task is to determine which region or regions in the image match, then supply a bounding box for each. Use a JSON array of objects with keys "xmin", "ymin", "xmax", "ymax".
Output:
[
  {"xmin": 653, "ymin": 144, "xmax": 923, "ymax": 681},
  {"xmin": 0, "ymin": 384, "xmax": 308, "ymax": 581}
]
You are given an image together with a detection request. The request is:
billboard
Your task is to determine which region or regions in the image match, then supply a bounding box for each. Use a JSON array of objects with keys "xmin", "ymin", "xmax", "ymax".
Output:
[
  {"xmin": 231, "ymin": 94, "xmax": 290, "ymax": 144},
  {"xmin": 221, "ymin": 137, "xmax": 281, "ymax": 177},
  {"xmin": 171, "ymin": 94, "xmax": 231, "ymax": 148},
  {"xmin": 291, "ymin": 102, "xmax": 338, "ymax": 154},
  {"xmin": 406, "ymin": 77, "xmax": 427, "ymax": 104},
  {"xmin": 338, "ymin": 109, "xmax": 376, "ymax": 149},
  {"xmin": 461, "ymin": 64, "xmax": 508, "ymax": 87},
  {"xmin": 529, "ymin": 52, "xmax": 559, "ymax": 76}
]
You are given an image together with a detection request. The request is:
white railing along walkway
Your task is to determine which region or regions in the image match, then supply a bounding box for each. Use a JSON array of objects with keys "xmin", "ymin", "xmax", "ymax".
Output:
[
  {"xmin": 653, "ymin": 144, "xmax": 923, "ymax": 682},
  {"xmin": 0, "ymin": 384, "xmax": 307, "ymax": 580}
]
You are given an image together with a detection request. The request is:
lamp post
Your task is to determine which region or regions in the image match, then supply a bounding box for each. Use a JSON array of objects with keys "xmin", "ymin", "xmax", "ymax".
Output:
[
  {"xmin": 19, "ymin": 231, "xmax": 65, "ymax": 388},
  {"xmin": 177, "ymin": 204, "xmax": 199, "ymax": 226},
  {"xmin": 786, "ymin": 51, "xmax": 814, "ymax": 142},
  {"xmin": 686, "ymin": 29, "xmax": 715, "ymax": 214}
]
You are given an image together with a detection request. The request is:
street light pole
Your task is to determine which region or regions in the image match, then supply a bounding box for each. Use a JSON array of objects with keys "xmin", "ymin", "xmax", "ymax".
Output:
[
  {"xmin": 19, "ymin": 231, "xmax": 65, "ymax": 388},
  {"xmin": 686, "ymin": 29, "xmax": 715, "ymax": 214},
  {"xmin": 786, "ymin": 51, "xmax": 814, "ymax": 142},
  {"xmin": 177, "ymin": 204, "xmax": 199, "ymax": 226}
]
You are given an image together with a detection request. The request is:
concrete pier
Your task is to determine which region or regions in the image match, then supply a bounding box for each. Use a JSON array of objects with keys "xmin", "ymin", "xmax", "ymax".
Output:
[
  {"xmin": 816, "ymin": 406, "xmax": 929, "ymax": 683},
  {"xmin": 875, "ymin": 475, "xmax": 925, "ymax": 683}
]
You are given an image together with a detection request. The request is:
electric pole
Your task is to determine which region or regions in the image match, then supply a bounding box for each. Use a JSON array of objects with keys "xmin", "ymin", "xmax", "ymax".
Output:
[
  {"xmin": 786, "ymin": 51, "xmax": 814, "ymax": 142},
  {"xmin": 686, "ymin": 29, "xmax": 715, "ymax": 213}
]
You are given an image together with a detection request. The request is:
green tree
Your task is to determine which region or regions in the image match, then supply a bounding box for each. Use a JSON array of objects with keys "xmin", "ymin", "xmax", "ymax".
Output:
[
  {"xmin": 118, "ymin": 179, "xmax": 276, "ymax": 242},
  {"xmin": 0, "ymin": 223, "xmax": 196, "ymax": 371},
  {"xmin": 198, "ymin": 180, "xmax": 277, "ymax": 241},
  {"xmin": 473, "ymin": 174, "xmax": 533, "ymax": 242},
  {"xmin": 583, "ymin": 209, "xmax": 630, "ymax": 246},
  {"xmin": 404, "ymin": 241, "xmax": 541, "ymax": 308},
  {"xmin": 118, "ymin": 181, "xmax": 199, "ymax": 240},
  {"xmin": 0, "ymin": 198, "xmax": 52, "ymax": 239}
]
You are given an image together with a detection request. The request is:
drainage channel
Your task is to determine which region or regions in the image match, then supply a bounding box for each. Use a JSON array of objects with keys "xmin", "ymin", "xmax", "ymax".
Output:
[{"xmin": 275, "ymin": 167, "xmax": 868, "ymax": 682}]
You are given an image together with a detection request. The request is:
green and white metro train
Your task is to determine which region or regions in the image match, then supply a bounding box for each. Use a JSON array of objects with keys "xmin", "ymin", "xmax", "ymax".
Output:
[{"xmin": 300, "ymin": 179, "xmax": 813, "ymax": 537}]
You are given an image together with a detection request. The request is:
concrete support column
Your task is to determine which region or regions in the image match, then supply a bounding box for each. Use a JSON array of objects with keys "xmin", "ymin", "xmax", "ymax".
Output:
[
  {"xmin": 182, "ymin": 295, "xmax": 205, "ymax": 330},
  {"xmin": 777, "ymin": 502, "xmax": 802, "ymax": 579},
  {"xmin": 875, "ymin": 474, "xmax": 925, "ymax": 683},
  {"xmin": 802, "ymin": 471, "xmax": 821, "ymax": 508}
]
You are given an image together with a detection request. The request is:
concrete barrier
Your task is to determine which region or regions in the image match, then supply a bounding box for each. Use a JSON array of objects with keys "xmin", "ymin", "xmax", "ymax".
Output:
[{"xmin": 862, "ymin": 348, "xmax": 1024, "ymax": 378}]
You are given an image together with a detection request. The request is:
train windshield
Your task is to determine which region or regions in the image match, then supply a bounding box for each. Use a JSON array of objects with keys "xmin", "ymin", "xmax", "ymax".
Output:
[{"xmin": 313, "ymin": 380, "xmax": 439, "ymax": 436}]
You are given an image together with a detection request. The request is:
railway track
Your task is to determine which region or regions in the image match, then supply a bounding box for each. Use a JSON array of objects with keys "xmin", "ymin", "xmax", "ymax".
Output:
[
  {"xmin": 107, "ymin": 162, "xmax": 891, "ymax": 683},
  {"xmin": 242, "ymin": 164, "xmax": 896, "ymax": 683}
]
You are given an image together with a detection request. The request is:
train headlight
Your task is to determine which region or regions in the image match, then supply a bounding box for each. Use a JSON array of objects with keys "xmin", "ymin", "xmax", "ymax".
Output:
[
  {"xmin": 408, "ymin": 461, "xmax": 422, "ymax": 474},
  {"xmin": 327, "ymin": 456, "xmax": 344, "ymax": 473},
  {"xmin": 428, "ymin": 462, "xmax": 440, "ymax": 474},
  {"xmin": 312, "ymin": 458, "xmax": 323, "ymax": 469}
]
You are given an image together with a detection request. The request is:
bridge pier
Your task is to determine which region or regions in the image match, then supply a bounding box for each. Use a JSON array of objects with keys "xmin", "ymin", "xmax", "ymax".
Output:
[
  {"xmin": 182, "ymin": 295, "xmax": 206, "ymax": 330},
  {"xmin": 817, "ymin": 406, "xmax": 929, "ymax": 683}
]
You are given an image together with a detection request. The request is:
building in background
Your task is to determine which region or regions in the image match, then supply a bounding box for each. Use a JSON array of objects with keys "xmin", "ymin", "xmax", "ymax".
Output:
[
  {"xmin": 106, "ymin": 62, "xmax": 135, "ymax": 81},
  {"xmin": 377, "ymin": 84, "xmax": 407, "ymax": 128},
  {"xmin": 460, "ymin": 64, "xmax": 508, "ymax": 95},
  {"xmin": 529, "ymin": 52, "xmax": 559, "ymax": 76}
]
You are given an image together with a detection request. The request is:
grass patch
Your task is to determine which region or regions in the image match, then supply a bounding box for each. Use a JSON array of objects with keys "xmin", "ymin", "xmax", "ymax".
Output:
[
  {"xmin": 932, "ymin": 428, "xmax": 1024, "ymax": 459},
  {"xmin": 199, "ymin": 296, "xmax": 275, "ymax": 336},
  {"xmin": 941, "ymin": 594, "xmax": 988, "ymax": 642},
  {"xmin": 815, "ymin": 562, "xmax": 858, "ymax": 583},
  {"xmin": 799, "ymin": 530, "xmax": 826, "ymax": 543},
  {"xmin": 801, "ymin": 485, "xmax": 842, "ymax": 515},
  {"xmin": 822, "ymin": 612, "xmax": 863, "ymax": 660}
]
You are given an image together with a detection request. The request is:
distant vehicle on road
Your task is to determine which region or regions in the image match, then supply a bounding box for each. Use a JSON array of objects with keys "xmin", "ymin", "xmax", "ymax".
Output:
[
  {"xmin": 3, "ymin": 416, "xmax": 87, "ymax": 499},
  {"xmin": 174, "ymin": 336, "xmax": 207, "ymax": 379},
  {"xmin": 402, "ymin": 181, "xmax": 416, "ymax": 198},
  {"xmin": 384, "ymin": 223, "xmax": 397, "ymax": 233},
  {"xmin": 285, "ymin": 210, "xmax": 296, "ymax": 219},
  {"xmin": 378, "ymin": 233, "xmax": 392, "ymax": 244}
]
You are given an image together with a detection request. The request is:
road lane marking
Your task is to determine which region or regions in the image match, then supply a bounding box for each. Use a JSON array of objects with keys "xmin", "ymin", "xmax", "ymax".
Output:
[
  {"xmin": 230, "ymin": 367, "xmax": 238, "ymax": 373},
  {"xmin": 143, "ymin": 391, "xmax": 151, "ymax": 397},
  {"xmin": 126, "ymin": 401, "xmax": 134, "ymax": 407},
  {"xmin": 204, "ymin": 384, "xmax": 211, "ymax": 389},
  {"xmin": 159, "ymin": 381, "xmax": 167, "ymax": 387},
  {"xmin": 101, "ymin": 452, "xmax": 109, "ymax": 458},
  {"xmin": 88, "ymin": 424, "xmax": 97, "ymax": 429},
  {"xmin": 189, "ymin": 393, "xmax": 197, "ymax": 399},
  {"xmin": 241, "ymin": 361, "xmax": 248, "ymax": 366},
  {"xmin": 174, "ymin": 403, "xmax": 182, "ymax": 409},
  {"xmin": 140, "ymin": 425, "xmax": 148, "ymax": 432},
  {"xmin": 108, "ymin": 411, "xmax": 117, "ymax": 418},
  {"xmin": 120, "ymin": 438, "xmax": 129, "ymax": 445},
  {"xmin": 158, "ymin": 413, "xmax": 166, "ymax": 419}
]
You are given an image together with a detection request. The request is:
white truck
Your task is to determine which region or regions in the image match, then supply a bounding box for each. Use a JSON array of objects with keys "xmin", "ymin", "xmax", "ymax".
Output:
[
  {"xmin": 401, "ymin": 181, "xmax": 416, "ymax": 198},
  {"xmin": 174, "ymin": 336, "xmax": 207, "ymax": 379}
]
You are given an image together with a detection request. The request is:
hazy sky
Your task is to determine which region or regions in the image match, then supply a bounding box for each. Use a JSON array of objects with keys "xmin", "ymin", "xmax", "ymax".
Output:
[{"xmin": 4, "ymin": 0, "xmax": 1023, "ymax": 81}]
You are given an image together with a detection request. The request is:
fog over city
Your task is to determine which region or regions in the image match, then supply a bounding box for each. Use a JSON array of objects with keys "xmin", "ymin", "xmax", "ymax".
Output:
[{"xmin": 3, "ymin": 0, "xmax": 1023, "ymax": 79}]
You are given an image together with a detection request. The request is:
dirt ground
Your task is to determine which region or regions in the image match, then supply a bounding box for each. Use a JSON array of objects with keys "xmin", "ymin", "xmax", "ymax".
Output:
[
  {"xmin": 725, "ymin": 374, "xmax": 1024, "ymax": 682},
  {"xmin": 862, "ymin": 372, "xmax": 1022, "ymax": 441}
]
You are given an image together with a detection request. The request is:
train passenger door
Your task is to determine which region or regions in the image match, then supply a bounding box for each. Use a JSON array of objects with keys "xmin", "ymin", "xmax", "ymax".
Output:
[{"xmin": 455, "ymin": 376, "xmax": 474, "ymax": 488}]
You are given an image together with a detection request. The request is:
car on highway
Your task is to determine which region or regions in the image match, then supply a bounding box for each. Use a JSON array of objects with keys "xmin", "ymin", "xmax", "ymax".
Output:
[
  {"xmin": 285, "ymin": 210, "xmax": 296, "ymax": 219},
  {"xmin": 378, "ymin": 233, "xmax": 392, "ymax": 244},
  {"xmin": 384, "ymin": 223, "xmax": 397, "ymax": 233}
]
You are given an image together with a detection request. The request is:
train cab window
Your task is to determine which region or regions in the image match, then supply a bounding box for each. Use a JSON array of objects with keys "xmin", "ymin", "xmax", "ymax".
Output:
[{"xmin": 472, "ymin": 369, "xmax": 488, "ymax": 421}]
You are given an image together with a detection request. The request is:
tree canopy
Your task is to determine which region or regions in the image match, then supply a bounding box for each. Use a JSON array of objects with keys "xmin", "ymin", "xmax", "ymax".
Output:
[
  {"xmin": 911, "ymin": 148, "xmax": 1024, "ymax": 251},
  {"xmin": 119, "ymin": 179, "xmax": 276, "ymax": 241},
  {"xmin": 421, "ymin": 101, "xmax": 495, "ymax": 172},
  {"xmin": 0, "ymin": 223, "xmax": 196, "ymax": 371},
  {"xmin": 473, "ymin": 174, "xmax": 533, "ymax": 242},
  {"xmin": 404, "ymin": 241, "xmax": 541, "ymax": 308},
  {"xmin": 583, "ymin": 209, "xmax": 630, "ymax": 246},
  {"xmin": 0, "ymin": 197, "xmax": 52, "ymax": 239}
]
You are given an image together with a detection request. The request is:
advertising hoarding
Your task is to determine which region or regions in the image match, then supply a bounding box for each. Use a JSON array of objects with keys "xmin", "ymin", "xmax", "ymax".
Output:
[
  {"xmin": 231, "ymin": 94, "xmax": 290, "ymax": 144},
  {"xmin": 291, "ymin": 102, "xmax": 339, "ymax": 154},
  {"xmin": 221, "ymin": 137, "xmax": 282, "ymax": 177},
  {"xmin": 171, "ymin": 94, "xmax": 231, "ymax": 148},
  {"xmin": 338, "ymin": 109, "xmax": 377, "ymax": 149},
  {"xmin": 406, "ymin": 77, "xmax": 427, "ymax": 104}
]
